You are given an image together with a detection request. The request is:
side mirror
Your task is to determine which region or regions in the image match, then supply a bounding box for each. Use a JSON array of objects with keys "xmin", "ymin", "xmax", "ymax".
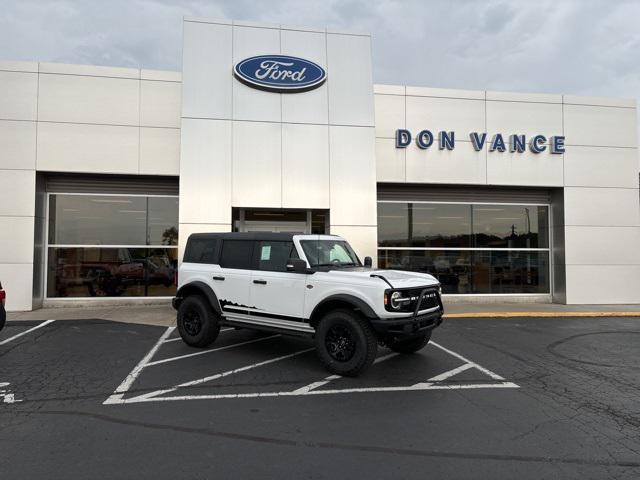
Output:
[
  {"xmin": 364, "ymin": 256, "xmax": 373, "ymax": 268},
  {"xmin": 286, "ymin": 258, "xmax": 309, "ymax": 274}
]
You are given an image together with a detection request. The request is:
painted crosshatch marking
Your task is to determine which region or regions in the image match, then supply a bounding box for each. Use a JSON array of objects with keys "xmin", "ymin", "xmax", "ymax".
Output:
[{"xmin": 104, "ymin": 327, "xmax": 518, "ymax": 405}]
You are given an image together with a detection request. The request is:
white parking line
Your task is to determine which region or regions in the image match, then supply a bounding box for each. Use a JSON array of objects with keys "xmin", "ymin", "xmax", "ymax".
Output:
[
  {"xmin": 146, "ymin": 335, "xmax": 280, "ymax": 367},
  {"xmin": 162, "ymin": 328, "xmax": 234, "ymax": 343},
  {"xmin": 291, "ymin": 352, "xmax": 399, "ymax": 394},
  {"xmin": 104, "ymin": 326, "xmax": 175, "ymax": 405},
  {"xmin": 0, "ymin": 320, "xmax": 56, "ymax": 346},
  {"xmin": 117, "ymin": 347, "xmax": 315, "ymax": 404},
  {"xmin": 430, "ymin": 341, "xmax": 506, "ymax": 381},
  {"xmin": 105, "ymin": 329, "xmax": 519, "ymax": 405}
]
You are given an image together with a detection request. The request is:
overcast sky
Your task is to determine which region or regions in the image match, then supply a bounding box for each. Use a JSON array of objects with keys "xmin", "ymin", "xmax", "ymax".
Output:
[{"xmin": 1, "ymin": 0, "xmax": 640, "ymax": 101}]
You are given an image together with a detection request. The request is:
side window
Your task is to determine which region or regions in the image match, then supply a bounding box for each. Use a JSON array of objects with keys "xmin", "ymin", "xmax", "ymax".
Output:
[
  {"xmin": 219, "ymin": 240, "xmax": 254, "ymax": 270},
  {"xmin": 184, "ymin": 239, "xmax": 218, "ymax": 264},
  {"xmin": 256, "ymin": 241, "xmax": 298, "ymax": 272}
]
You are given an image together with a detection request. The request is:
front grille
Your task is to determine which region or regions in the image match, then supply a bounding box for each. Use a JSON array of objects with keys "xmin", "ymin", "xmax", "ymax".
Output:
[
  {"xmin": 418, "ymin": 291, "xmax": 440, "ymax": 310},
  {"xmin": 394, "ymin": 287, "xmax": 440, "ymax": 313}
]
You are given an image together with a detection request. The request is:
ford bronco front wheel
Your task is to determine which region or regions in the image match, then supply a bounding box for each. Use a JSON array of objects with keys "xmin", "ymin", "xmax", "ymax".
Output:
[
  {"xmin": 314, "ymin": 309, "xmax": 377, "ymax": 377},
  {"xmin": 177, "ymin": 295, "xmax": 220, "ymax": 348}
]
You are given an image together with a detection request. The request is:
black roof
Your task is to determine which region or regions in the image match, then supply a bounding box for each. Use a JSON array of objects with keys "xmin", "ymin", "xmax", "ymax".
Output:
[{"xmin": 187, "ymin": 231, "xmax": 298, "ymax": 242}]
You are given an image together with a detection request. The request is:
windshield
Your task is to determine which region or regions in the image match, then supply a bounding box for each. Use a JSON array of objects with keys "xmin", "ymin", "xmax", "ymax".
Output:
[{"xmin": 300, "ymin": 239, "xmax": 361, "ymax": 268}]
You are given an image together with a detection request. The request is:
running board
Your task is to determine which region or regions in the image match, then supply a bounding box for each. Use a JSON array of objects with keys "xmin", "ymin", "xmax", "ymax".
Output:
[{"xmin": 222, "ymin": 314, "xmax": 315, "ymax": 337}]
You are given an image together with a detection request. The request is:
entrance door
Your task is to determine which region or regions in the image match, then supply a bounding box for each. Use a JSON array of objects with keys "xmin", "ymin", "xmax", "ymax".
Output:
[
  {"xmin": 244, "ymin": 221, "xmax": 308, "ymax": 233},
  {"xmin": 236, "ymin": 209, "xmax": 322, "ymax": 234}
]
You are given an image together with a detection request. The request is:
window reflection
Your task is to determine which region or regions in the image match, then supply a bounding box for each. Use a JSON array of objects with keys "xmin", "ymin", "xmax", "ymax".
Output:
[
  {"xmin": 378, "ymin": 249, "xmax": 549, "ymax": 294},
  {"xmin": 473, "ymin": 205, "xmax": 548, "ymax": 248},
  {"xmin": 377, "ymin": 201, "xmax": 551, "ymax": 295},
  {"xmin": 48, "ymin": 195, "xmax": 179, "ymax": 246},
  {"xmin": 47, "ymin": 248, "xmax": 178, "ymax": 298},
  {"xmin": 377, "ymin": 202, "xmax": 548, "ymax": 249}
]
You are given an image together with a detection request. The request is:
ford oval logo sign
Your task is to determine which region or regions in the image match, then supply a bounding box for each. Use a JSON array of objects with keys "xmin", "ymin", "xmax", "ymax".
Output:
[{"xmin": 234, "ymin": 55, "xmax": 326, "ymax": 93}]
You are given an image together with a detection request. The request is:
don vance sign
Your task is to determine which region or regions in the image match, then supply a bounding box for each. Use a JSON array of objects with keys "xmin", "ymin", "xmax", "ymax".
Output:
[{"xmin": 396, "ymin": 129, "xmax": 566, "ymax": 154}]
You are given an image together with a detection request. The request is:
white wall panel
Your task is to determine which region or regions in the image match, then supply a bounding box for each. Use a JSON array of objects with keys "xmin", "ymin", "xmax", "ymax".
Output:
[
  {"xmin": 486, "ymin": 91, "xmax": 561, "ymax": 104},
  {"xmin": 327, "ymin": 34, "xmax": 374, "ymax": 126},
  {"xmin": 179, "ymin": 119, "xmax": 232, "ymax": 224},
  {"xmin": 406, "ymin": 143, "xmax": 486, "ymax": 185},
  {"xmin": 141, "ymin": 80, "xmax": 181, "ymax": 128},
  {"xmin": 565, "ymin": 226, "xmax": 640, "ymax": 265},
  {"xmin": 37, "ymin": 122, "xmax": 139, "ymax": 174},
  {"xmin": 566, "ymin": 265, "xmax": 640, "ymax": 304},
  {"xmin": 329, "ymin": 126, "xmax": 377, "ymax": 226},
  {"xmin": 564, "ymin": 187, "xmax": 640, "ymax": 226},
  {"xmin": 38, "ymin": 74, "xmax": 140, "ymax": 125},
  {"xmin": 406, "ymin": 97, "xmax": 485, "ymax": 135},
  {"xmin": 282, "ymin": 123, "xmax": 329, "ymax": 208},
  {"xmin": 563, "ymin": 95, "xmax": 635, "ymax": 108},
  {"xmin": 182, "ymin": 21, "xmax": 233, "ymax": 119},
  {"xmin": 0, "ymin": 120, "xmax": 36, "ymax": 170},
  {"xmin": 232, "ymin": 121, "xmax": 282, "ymax": 207},
  {"xmin": 486, "ymin": 150, "xmax": 563, "ymax": 186},
  {"xmin": 0, "ymin": 263, "xmax": 34, "ymax": 311},
  {"xmin": 405, "ymin": 86, "xmax": 484, "ymax": 100},
  {"xmin": 376, "ymin": 138, "xmax": 405, "ymax": 182},
  {"xmin": 329, "ymin": 225, "xmax": 378, "ymax": 267},
  {"xmin": 563, "ymin": 104, "xmax": 637, "ymax": 147},
  {"xmin": 281, "ymin": 29, "xmax": 328, "ymax": 125},
  {"xmin": 0, "ymin": 216, "xmax": 34, "ymax": 263},
  {"xmin": 39, "ymin": 62, "xmax": 138, "ymax": 79},
  {"xmin": 374, "ymin": 94, "xmax": 404, "ymax": 138},
  {"xmin": 486, "ymin": 100, "xmax": 562, "ymax": 138},
  {"xmin": 232, "ymin": 26, "xmax": 281, "ymax": 122},
  {"xmin": 0, "ymin": 71, "xmax": 38, "ymax": 120},
  {"xmin": 139, "ymin": 127, "xmax": 180, "ymax": 176},
  {"xmin": 0, "ymin": 169, "xmax": 35, "ymax": 216},
  {"xmin": 564, "ymin": 146, "xmax": 638, "ymax": 188}
]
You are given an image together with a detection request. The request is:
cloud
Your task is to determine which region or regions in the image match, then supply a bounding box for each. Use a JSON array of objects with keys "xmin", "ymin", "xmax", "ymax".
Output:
[{"xmin": 1, "ymin": 0, "xmax": 640, "ymax": 102}]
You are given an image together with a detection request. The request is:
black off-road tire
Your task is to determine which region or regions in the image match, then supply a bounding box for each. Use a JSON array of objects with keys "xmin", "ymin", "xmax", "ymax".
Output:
[
  {"xmin": 177, "ymin": 295, "xmax": 220, "ymax": 348},
  {"xmin": 314, "ymin": 309, "xmax": 378, "ymax": 377},
  {"xmin": 387, "ymin": 331, "xmax": 432, "ymax": 354}
]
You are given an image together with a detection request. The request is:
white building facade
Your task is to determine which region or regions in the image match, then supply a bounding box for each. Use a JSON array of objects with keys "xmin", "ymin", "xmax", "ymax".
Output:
[{"xmin": 0, "ymin": 17, "xmax": 638, "ymax": 311}]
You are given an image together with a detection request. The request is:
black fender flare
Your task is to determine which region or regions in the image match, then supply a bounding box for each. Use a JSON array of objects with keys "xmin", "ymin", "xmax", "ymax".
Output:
[
  {"xmin": 174, "ymin": 281, "xmax": 222, "ymax": 315},
  {"xmin": 310, "ymin": 294, "xmax": 378, "ymax": 321}
]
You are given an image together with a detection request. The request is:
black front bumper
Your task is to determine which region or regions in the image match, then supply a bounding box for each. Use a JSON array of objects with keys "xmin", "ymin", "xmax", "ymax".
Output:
[{"xmin": 370, "ymin": 308, "xmax": 443, "ymax": 338}]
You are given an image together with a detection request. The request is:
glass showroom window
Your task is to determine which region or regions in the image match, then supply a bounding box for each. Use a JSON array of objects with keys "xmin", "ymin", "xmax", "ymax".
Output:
[
  {"xmin": 46, "ymin": 194, "xmax": 179, "ymax": 298},
  {"xmin": 378, "ymin": 202, "xmax": 550, "ymax": 294}
]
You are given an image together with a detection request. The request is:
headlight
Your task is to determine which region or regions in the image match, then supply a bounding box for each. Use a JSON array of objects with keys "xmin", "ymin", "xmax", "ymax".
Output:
[
  {"xmin": 385, "ymin": 290, "xmax": 411, "ymax": 310},
  {"xmin": 390, "ymin": 291, "xmax": 403, "ymax": 310}
]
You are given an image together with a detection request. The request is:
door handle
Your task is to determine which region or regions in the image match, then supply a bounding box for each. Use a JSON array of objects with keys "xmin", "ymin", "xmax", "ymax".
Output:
[
  {"xmin": 213, "ymin": 276, "xmax": 225, "ymax": 281},
  {"xmin": 253, "ymin": 279, "xmax": 267, "ymax": 285}
]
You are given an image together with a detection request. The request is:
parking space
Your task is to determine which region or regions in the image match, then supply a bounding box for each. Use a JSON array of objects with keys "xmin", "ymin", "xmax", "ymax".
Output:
[
  {"xmin": 105, "ymin": 327, "xmax": 516, "ymax": 405},
  {"xmin": 1, "ymin": 317, "xmax": 639, "ymax": 479}
]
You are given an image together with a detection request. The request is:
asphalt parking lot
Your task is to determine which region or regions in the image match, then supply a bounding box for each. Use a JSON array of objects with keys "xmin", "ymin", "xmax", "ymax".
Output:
[{"xmin": 1, "ymin": 316, "xmax": 639, "ymax": 479}]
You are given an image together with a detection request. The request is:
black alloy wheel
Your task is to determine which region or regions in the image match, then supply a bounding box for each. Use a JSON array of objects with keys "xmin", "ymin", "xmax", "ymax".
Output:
[
  {"xmin": 314, "ymin": 309, "xmax": 377, "ymax": 377},
  {"xmin": 177, "ymin": 295, "xmax": 220, "ymax": 348},
  {"xmin": 325, "ymin": 324, "xmax": 356, "ymax": 362},
  {"xmin": 182, "ymin": 308, "xmax": 202, "ymax": 336}
]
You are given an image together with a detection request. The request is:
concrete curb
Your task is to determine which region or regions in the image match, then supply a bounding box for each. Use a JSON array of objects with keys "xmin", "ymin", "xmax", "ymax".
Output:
[{"xmin": 444, "ymin": 312, "xmax": 640, "ymax": 318}]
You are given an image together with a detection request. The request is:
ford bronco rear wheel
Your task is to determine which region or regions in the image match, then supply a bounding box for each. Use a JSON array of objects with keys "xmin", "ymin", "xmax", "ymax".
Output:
[
  {"xmin": 177, "ymin": 295, "xmax": 220, "ymax": 348},
  {"xmin": 315, "ymin": 309, "xmax": 377, "ymax": 377},
  {"xmin": 387, "ymin": 331, "xmax": 432, "ymax": 354}
]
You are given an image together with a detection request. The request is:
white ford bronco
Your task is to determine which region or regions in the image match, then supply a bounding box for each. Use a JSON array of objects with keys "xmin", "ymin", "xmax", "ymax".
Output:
[{"xmin": 173, "ymin": 233, "xmax": 443, "ymax": 376}]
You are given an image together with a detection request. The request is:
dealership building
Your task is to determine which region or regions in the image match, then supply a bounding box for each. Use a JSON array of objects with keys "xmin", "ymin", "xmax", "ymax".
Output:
[{"xmin": 1, "ymin": 17, "xmax": 639, "ymax": 311}]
